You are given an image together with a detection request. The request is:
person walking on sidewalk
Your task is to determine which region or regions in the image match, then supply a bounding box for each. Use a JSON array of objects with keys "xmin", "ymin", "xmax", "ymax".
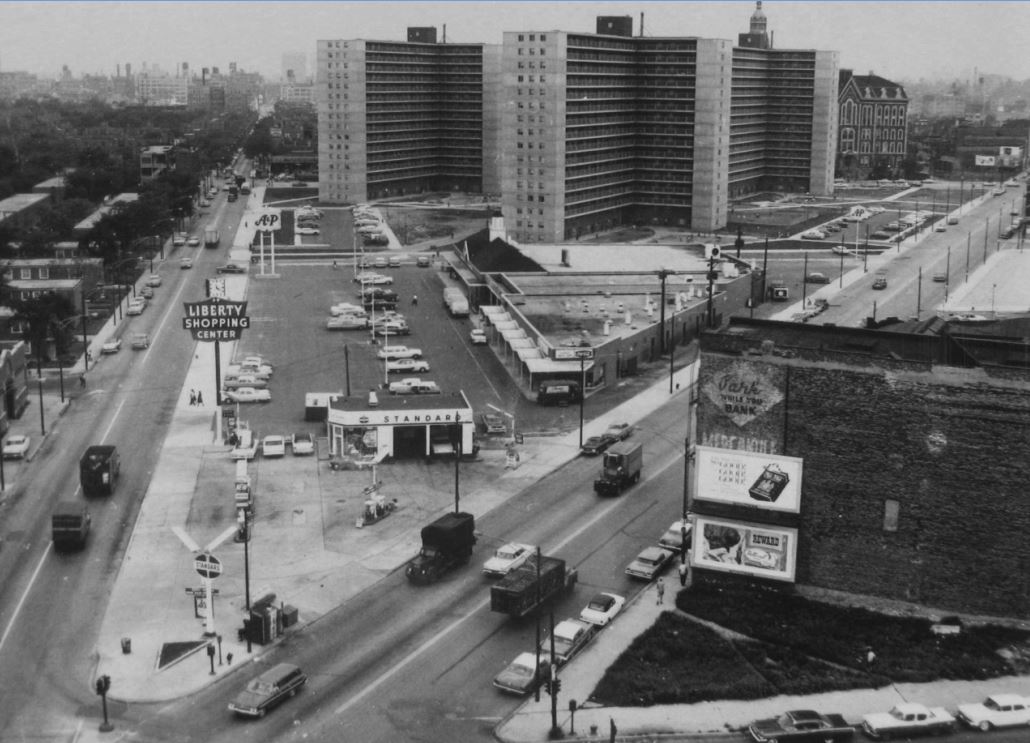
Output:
[
  {"xmin": 656, "ymin": 577, "xmax": 665, "ymax": 604},
  {"xmin": 79, "ymin": 374, "xmax": 86, "ymax": 389},
  {"xmin": 678, "ymin": 559, "xmax": 688, "ymax": 587},
  {"xmin": 189, "ymin": 389, "xmax": 197, "ymax": 406},
  {"xmin": 196, "ymin": 390, "xmax": 204, "ymax": 406}
]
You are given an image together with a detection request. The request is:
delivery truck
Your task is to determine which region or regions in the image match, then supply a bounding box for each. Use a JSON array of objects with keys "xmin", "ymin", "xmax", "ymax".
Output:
[
  {"xmin": 405, "ymin": 512, "xmax": 476, "ymax": 584},
  {"xmin": 593, "ymin": 441, "xmax": 642, "ymax": 496},
  {"xmin": 204, "ymin": 227, "xmax": 220, "ymax": 248},
  {"xmin": 52, "ymin": 501, "xmax": 91, "ymax": 551},
  {"xmin": 79, "ymin": 445, "xmax": 120, "ymax": 497},
  {"xmin": 491, "ymin": 555, "xmax": 577, "ymax": 618}
]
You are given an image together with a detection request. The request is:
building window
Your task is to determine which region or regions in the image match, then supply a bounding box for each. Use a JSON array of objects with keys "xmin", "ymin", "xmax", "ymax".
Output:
[
  {"xmin": 884, "ymin": 499, "xmax": 899, "ymax": 532},
  {"xmin": 19, "ymin": 268, "xmax": 30, "ymax": 280},
  {"xmin": 38, "ymin": 267, "xmax": 49, "ymax": 280}
]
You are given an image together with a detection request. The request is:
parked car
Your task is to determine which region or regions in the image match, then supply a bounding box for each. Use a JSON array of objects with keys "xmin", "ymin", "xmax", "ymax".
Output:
[
  {"xmin": 262, "ymin": 435, "xmax": 287, "ymax": 458},
  {"xmin": 625, "ymin": 546, "xmax": 675, "ymax": 580},
  {"xmin": 2, "ymin": 434, "xmax": 31, "ymax": 459},
  {"xmin": 387, "ymin": 255, "xmax": 402, "ymax": 267},
  {"xmin": 222, "ymin": 374, "xmax": 267, "ymax": 390},
  {"xmin": 353, "ymin": 272, "xmax": 393, "ymax": 285},
  {"xmin": 800, "ymin": 230, "xmax": 825, "ymax": 240},
  {"xmin": 861, "ymin": 703, "xmax": 955, "ymax": 740},
  {"xmin": 956, "ymin": 693, "xmax": 1030, "ymax": 731},
  {"xmin": 217, "ymin": 263, "xmax": 247, "ymax": 274},
  {"xmin": 101, "ymin": 338, "xmax": 122, "ymax": 354},
  {"xmin": 374, "ymin": 320, "xmax": 410, "ymax": 336},
  {"xmin": 225, "ymin": 387, "xmax": 272, "ymax": 403},
  {"xmin": 581, "ymin": 432, "xmax": 618, "ymax": 456},
  {"xmin": 386, "ymin": 358, "xmax": 430, "ymax": 374},
  {"xmin": 747, "ymin": 709, "xmax": 855, "ymax": 743},
  {"xmin": 388, "ymin": 377, "xmax": 440, "ymax": 395},
  {"xmin": 377, "ymin": 345, "xmax": 423, "ymax": 360},
  {"xmin": 140, "ymin": 286, "xmax": 154, "ymax": 299},
  {"xmin": 482, "ymin": 542, "xmax": 535, "ymax": 577},
  {"xmin": 805, "ymin": 272, "xmax": 830, "ymax": 284},
  {"xmin": 295, "ymin": 226, "xmax": 320, "ymax": 235},
  {"xmin": 372, "ymin": 256, "xmax": 389, "ymax": 269},
  {"xmin": 493, "ymin": 652, "xmax": 550, "ymax": 696},
  {"xmin": 470, "ymin": 328, "xmax": 488, "ymax": 345},
  {"xmin": 481, "ymin": 413, "xmax": 506, "ymax": 435},
  {"xmin": 416, "ymin": 255, "xmax": 431, "ymax": 267},
  {"xmin": 869, "ymin": 230, "xmax": 892, "ymax": 240},
  {"xmin": 291, "ymin": 432, "xmax": 315, "ymax": 456},
  {"xmin": 579, "ymin": 592, "xmax": 625, "ymax": 627},
  {"xmin": 227, "ymin": 663, "xmax": 307, "ymax": 718},
  {"xmin": 330, "ymin": 303, "xmax": 366, "ymax": 317},
  {"xmin": 187, "ymin": 236, "xmax": 201, "ymax": 247},
  {"xmin": 658, "ymin": 520, "xmax": 693, "ymax": 552},
  {"xmin": 126, "ymin": 298, "xmax": 146, "ymax": 315},
  {"xmin": 326, "ymin": 315, "xmax": 370, "ymax": 330}
]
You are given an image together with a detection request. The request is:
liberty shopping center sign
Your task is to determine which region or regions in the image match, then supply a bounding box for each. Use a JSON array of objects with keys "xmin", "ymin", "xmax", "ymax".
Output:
[{"xmin": 182, "ymin": 297, "xmax": 250, "ymax": 342}]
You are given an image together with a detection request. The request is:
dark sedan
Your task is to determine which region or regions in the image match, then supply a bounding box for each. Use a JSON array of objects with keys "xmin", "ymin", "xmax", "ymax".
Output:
[
  {"xmin": 580, "ymin": 433, "xmax": 617, "ymax": 456},
  {"xmin": 217, "ymin": 263, "xmax": 247, "ymax": 274}
]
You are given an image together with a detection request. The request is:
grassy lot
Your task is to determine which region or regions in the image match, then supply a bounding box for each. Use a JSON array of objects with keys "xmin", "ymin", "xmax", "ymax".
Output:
[{"xmin": 591, "ymin": 583, "xmax": 1030, "ymax": 707}]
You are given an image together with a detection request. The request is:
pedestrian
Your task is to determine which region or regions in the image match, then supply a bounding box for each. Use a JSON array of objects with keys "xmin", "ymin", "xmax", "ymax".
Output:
[
  {"xmin": 196, "ymin": 390, "xmax": 204, "ymax": 406},
  {"xmin": 866, "ymin": 646, "xmax": 876, "ymax": 666},
  {"xmin": 226, "ymin": 652, "xmax": 233, "ymax": 666},
  {"xmin": 678, "ymin": 559, "xmax": 688, "ymax": 587},
  {"xmin": 79, "ymin": 374, "xmax": 86, "ymax": 389},
  {"xmin": 86, "ymin": 349, "xmax": 93, "ymax": 365},
  {"xmin": 609, "ymin": 717, "xmax": 618, "ymax": 743},
  {"xmin": 189, "ymin": 389, "xmax": 197, "ymax": 406},
  {"xmin": 412, "ymin": 294, "xmax": 418, "ymax": 305},
  {"xmin": 656, "ymin": 577, "xmax": 665, "ymax": 604}
]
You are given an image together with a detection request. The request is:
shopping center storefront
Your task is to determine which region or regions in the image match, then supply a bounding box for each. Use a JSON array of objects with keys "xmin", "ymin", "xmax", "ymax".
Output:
[{"xmin": 326, "ymin": 392, "xmax": 476, "ymax": 460}]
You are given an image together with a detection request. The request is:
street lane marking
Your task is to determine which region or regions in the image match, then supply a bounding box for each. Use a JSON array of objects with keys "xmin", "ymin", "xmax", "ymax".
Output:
[
  {"xmin": 0, "ymin": 542, "xmax": 52, "ymax": 656},
  {"xmin": 332, "ymin": 447, "xmax": 683, "ymax": 717}
]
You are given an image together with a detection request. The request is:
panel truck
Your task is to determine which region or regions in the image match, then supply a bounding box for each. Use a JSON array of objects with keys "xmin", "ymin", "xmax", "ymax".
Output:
[
  {"xmin": 79, "ymin": 445, "xmax": 120, "ymax": 497},
  {"xmin": 204, "ymin": 227, "xmax": 220, "ymax": 249},
  {"xmin": 593, "ymin": 440, "xmax": 643, "ymax": 496},
  {"xmin": 491, "ymin": 555, "xmax": 578, "ymax": 619},
  {"xmin": 51, "ymin": 501, "xmax": 91, "ymax": 551},
  {"xmin": 405, "ymin": 511, "xmax": 476, "ymax": 584},
  {"xmin": 443, "ymin": 287, "xmax": 470, "ymax": 317}
]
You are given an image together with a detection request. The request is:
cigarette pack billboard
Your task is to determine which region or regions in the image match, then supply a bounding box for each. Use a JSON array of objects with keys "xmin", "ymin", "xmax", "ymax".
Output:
[
  {"xmin": 694, "ymin": 446, "xmax": 803, "ymax": 513},
  {"xmin": 692, "ymin": 517, "xmax": 797, "ymax": 582}
]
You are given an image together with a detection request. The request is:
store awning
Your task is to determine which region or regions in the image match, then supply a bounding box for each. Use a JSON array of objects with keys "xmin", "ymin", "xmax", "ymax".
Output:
[{"xmin": 524, "ymin": 357, "xmax": 594, "ymax": 373}]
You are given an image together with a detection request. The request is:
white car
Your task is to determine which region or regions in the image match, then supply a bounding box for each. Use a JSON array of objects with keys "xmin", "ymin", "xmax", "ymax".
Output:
[
  {"xmin": 330, "ymin": 303, "xmax": 366, "ymax": 317},
  {"xmin": 386, "ymin": 358, "xmax": 430, "ymax": 374},
  {"xmin": 187, "ymin": 236, "xmax": 201, "ymax": 247},
  {"xmin": 493, "ymin": 652, "xmax": 550, "ymax": 696},
  {"xmin": 377, "ymin": 345, "xmax": 423, "ymax": 360},
  {"xmin": 100, "ymin": 338, "xmax": 122, "ymax": 354},
  {"xmin": 2, "ymin": 434, "xmax": 30, "ymax": 459},
  {"xmin": 172, "ymin": 234, "xmax": 187, "ymax": 247},
  {"xmin": 374, "ymin": 319, "xmax": 410, "ymax": 336},
  {"xmin": 180, "ymin": 257, "xmax": 193, "ymax": 269},
  {"xmin": 262, "ymin": 434, "xmax": 287, "ymax": 458},
  {"xmin": 483, "ymin": 542, "xmax": 535, "ymax": 577},
  {"xmin": 658, "ymin": 520, "xmax": 693, "ymax": 552},
  {"xmin": 146, "ymin": 274, "xmax": 162, "ymax": 287},
  {"xmin": 126, "ymin": 299, "xmax": 145, "ymax": 316},
  {"xmin": 388, "ymin": 378, "xmax": 440, "ymax": 395},
  {"xmin": 579, "ymin": 592, "xmax": 625, "ymax": 626},
  {"xmin": 470, "ymin": 328, "xmax": 487, "ymax": 345},
  {"xmin": 230, "ymin": 430, "xmax": 258, "ymax": 460},
  {"xmin": 862, "ymin": 703, "xmax": 956, "ymax": 740},
  {"xmin": 226, "ymin": 387, "xmax": 271, "ymax": 403},
  {"xmin": 222, "ymin": 374, "xmax": 267, "ymax": 390},
  {"xmin": 296, "ymin": 226, "xmax": 320, "ymax": 235},
  {"xmin": 957, "ymin": 694, "xmax": 1030, "ymax": 731},
  {"xmin": 353, "ymin": 272, "xmax": 394, "ymax": 285},
  {"xmin": 291, "ymin": 432, "xmax": 315, "ymax": 456},
  {"xmin": 327, "ymin": 316, "xmax": 369, "ymax": 330},
  {"xmin": 241, "ymin": 356, "xmax": 272, "ymax": 370},
  {"xmin": 800, "ymin": 229, "xmax": 826, "ymax": 240}
]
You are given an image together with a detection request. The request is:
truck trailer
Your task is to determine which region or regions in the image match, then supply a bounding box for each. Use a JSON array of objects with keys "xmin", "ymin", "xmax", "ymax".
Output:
[
  {"xmin": 52, "ymin": 501, "xmax": 91, "ymax": 551},
  {"xmin": 204, "ymin": 228, "xmax": 220, "ymax": 248},
  {"xmin": 406, "ymin": 511, "xmax": 476, "ymax": 584},
  {"xmin": 593, "ymin": 441, "xmax": 642, "ymax": 496},
  {"xmin": 491, "ymin": 555, "xmax": 577, "ymax": 618},
  {"xmin": 443, "ymin": 287, "xmax": 470, "ymax": 317},
  {"xmin": 79, "ymin": 445, "xmax": 120, "ymax": 497}
]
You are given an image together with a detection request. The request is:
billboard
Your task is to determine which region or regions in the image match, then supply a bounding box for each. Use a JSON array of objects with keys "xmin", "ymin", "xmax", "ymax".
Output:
[
  {"xmin": 692, "ymin": 516, "xmax": 797, "ymax": 582},
  {"xmin": 697, "ymin": 357, "xmax": 787, "ymax": 454},
  {"xmin": 694, "ymin": 446, "xmax": 803, "ymax": 513},
  {"xmin": 975, "ymin": 154, "xmax": 997, "ymax": 167}
]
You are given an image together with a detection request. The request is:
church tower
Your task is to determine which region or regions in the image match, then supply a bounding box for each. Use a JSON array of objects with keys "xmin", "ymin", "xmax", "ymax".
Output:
[{"xmin": 738, "ymin": 1, "xmax": 771, "ymax": 49}]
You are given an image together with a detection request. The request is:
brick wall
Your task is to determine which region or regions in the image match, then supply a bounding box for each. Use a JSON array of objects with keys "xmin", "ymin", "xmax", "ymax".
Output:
[{"xmin": 698, "ymin": 350, "xmax": 1030, "ymax": 617}]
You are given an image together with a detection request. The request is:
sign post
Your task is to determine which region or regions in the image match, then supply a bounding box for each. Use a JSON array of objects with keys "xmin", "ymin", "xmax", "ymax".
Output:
[
  {"xmin": 254, "ymin": 208, "xmax": 282, "ymax": 276},
  {"xmin": 194, "ymin": 552, "xmax": 223, "ymax": 637},
  {"xmin": 183, "ymin": 296, "xmax": 250, "ymax": 410}
]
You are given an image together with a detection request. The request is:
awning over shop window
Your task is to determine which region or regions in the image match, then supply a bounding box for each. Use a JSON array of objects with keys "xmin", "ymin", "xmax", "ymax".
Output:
[{"xmin": 524, "ymin": 357, "xmax": 594, "ymax": 373}]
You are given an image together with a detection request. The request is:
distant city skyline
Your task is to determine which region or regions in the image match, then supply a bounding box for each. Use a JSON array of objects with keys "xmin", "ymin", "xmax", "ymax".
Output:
[{"xmin": 1, "ymin": 1, "xmax": 1028, "ymax": 85}]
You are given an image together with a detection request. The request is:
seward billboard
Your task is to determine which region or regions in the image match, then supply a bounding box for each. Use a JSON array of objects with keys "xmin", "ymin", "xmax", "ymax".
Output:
[{"xmin": 692, "ymin": 516, "xmax": 798, "ymax": 582}]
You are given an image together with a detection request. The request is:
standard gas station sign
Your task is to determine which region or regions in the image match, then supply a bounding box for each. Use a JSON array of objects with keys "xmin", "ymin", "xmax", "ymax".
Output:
[{"xmin": 182, "ymin": 298, "xmax": 250, "ymax": 341}]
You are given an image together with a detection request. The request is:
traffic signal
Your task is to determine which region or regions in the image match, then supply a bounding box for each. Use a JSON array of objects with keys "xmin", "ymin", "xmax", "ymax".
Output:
[{"xmin": 543, "ymin": 677, "xmax": 562, "ymax": 696}]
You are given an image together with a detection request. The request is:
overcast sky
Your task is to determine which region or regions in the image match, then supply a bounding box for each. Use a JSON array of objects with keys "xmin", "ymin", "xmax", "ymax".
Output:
[{"xmin": 1, "ymin": 1, "xmax": 1026, "ymax": 85}]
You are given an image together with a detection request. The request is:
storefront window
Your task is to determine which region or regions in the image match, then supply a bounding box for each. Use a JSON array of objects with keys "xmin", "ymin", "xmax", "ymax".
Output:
[{"xmin": 342, "ymin": 426, "xmax": 378, "ymax": 457}]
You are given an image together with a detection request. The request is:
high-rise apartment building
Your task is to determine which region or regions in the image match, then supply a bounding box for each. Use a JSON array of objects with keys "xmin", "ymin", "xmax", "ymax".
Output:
[
  {"xmin": 316, "ymin": 6, "xmax": 837, "ymax": 239},
  {"xmin": 502, "ymin": 4, "xmax": 838, "ymax": 243},
  {"xmin": 317, "ymin": 29, "xmax": 501, "ymax": 204}
]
